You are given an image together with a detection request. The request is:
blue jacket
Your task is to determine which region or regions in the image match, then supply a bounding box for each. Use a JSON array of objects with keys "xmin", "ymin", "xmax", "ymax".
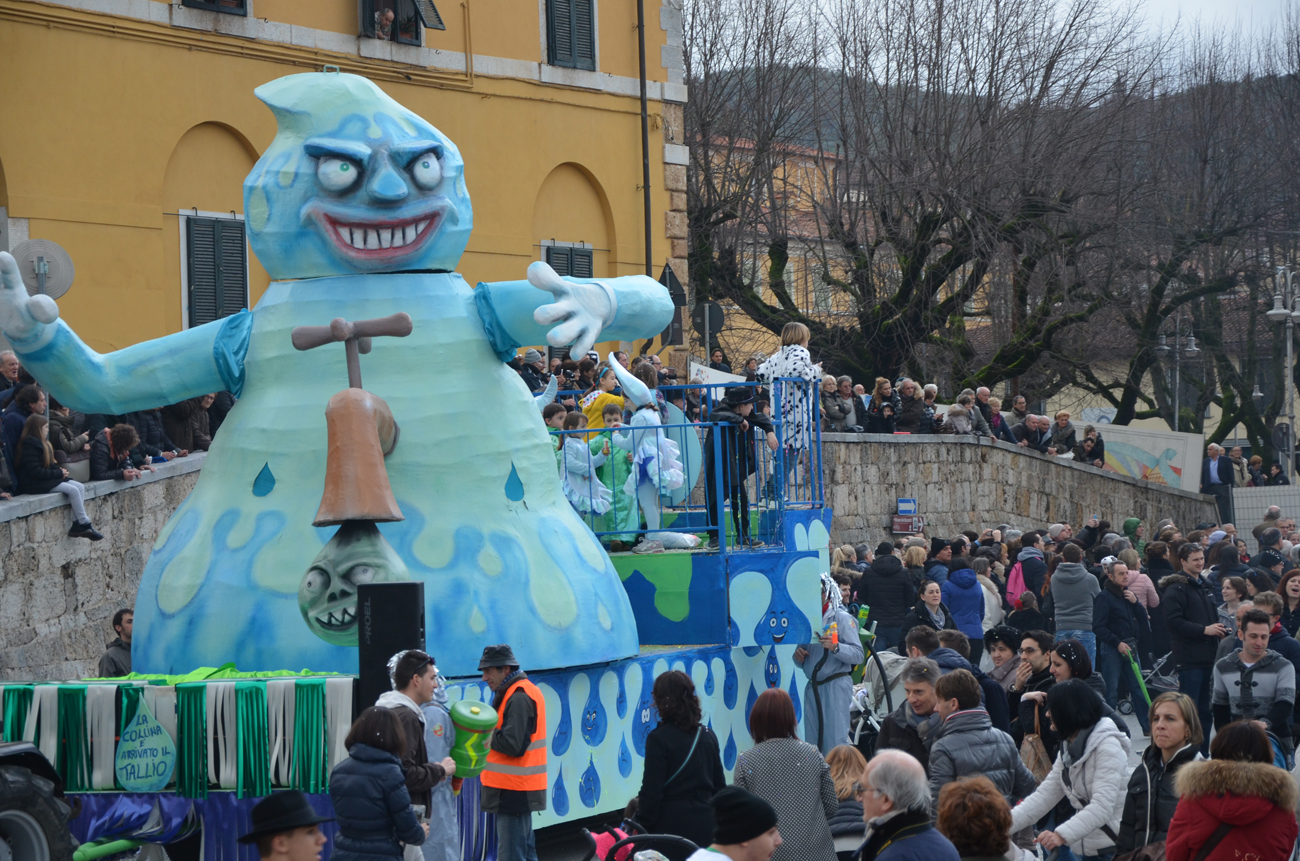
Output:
[
  {"xmin": 928, "ymin": 647, "xmax": 1011, "ymax": 734},
  {"xmin": 941, "ymin": 568, "xmax": 984, "ymax": 640},
  {"xmin": 329, "ymin": 744, "xmax": 425, "ymax": 860}
]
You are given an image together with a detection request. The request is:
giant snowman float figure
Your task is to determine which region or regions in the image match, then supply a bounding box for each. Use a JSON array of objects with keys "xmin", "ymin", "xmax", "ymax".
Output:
[{"xmin": 0, "ymin": 72, "xmax": 672, "ymax": 676}]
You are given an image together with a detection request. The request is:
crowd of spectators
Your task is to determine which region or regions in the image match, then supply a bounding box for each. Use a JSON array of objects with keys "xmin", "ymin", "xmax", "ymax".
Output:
[
  {"xmin": 798, "ymin": 505, "xmax": 1300, "ymax": 861},
  {"xmin": 0, "ymin": 349, "xmax": 235, "ymax": 509}
]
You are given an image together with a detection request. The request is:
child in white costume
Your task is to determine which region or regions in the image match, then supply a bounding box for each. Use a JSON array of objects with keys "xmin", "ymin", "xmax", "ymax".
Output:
[
  {"xmin": 561, "ymin": 411, "xmax": 613, "ymax": 515},
  {"xmin": 610, "ymin": 356, "xmax": 688, "ymax": 551}
]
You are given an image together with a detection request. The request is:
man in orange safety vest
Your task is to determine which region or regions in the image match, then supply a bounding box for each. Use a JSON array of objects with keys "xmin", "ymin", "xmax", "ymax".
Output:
[{"xmin": 479, "ymin": 643, "xmax": 548, "ymax": 861}]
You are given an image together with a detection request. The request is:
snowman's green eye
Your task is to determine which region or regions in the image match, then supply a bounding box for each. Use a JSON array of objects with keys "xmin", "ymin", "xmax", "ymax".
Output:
[{"xmin": 317, "ymin": 157, "xmax": 361, "ymax": 192}]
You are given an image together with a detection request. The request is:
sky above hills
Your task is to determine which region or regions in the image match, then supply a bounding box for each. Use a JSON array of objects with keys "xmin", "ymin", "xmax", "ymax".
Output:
[{"xmin": 1143, "ymin": 0, "xmax": 1289, "ymax": 31}]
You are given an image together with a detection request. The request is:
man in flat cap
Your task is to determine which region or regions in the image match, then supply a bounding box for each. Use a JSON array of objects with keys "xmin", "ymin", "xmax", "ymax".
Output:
[
  {"xmin": 479, "ymin": 644, "xmax": 548, "ymax": 861},
  {"xmin": 686, "ymin": 786, "xmax": 783, "ymax": 861},
  {"xmin": 238, "ymin": 790, "xmax": 333, "ymax": 860}
]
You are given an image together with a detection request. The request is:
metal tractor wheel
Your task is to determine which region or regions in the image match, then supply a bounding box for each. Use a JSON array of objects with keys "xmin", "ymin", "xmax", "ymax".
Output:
[{"xmin": 0, "ymin": 765, "xmax": 75, "ymax": 861}]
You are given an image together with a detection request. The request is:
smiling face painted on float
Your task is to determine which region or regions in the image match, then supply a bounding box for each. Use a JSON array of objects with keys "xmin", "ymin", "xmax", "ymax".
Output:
[{"xmin": 243, "ymin": 72, "xmax": 472, "ymax": 280}]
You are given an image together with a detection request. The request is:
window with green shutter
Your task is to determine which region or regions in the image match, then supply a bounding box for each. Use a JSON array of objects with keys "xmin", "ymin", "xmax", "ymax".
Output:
[
  {"xmin": 181, "ymin": 0, "xmax": 247, "ymax": 14},
  {"xmin": 546, "ymin": 0, "xmax": 595, "ymax": 71},
  {"xmin": 545, "ymin": 246, "xmax": 594, "ymax": 278},
  {"xmin": 187, "ymin": 217, "xmax": 249, "ymax": 329}
]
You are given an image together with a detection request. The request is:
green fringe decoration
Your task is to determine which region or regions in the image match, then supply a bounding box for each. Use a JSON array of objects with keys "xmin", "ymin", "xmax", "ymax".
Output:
[
  {"xmin": 235, "ymin": 681, "xmax": 270, "ymax": 799},
  {"xmin": 291, "ymin": 678, "xmax": 329, "ymax": 794},
  {"xmin": 176, "ymin": 684, "xmax": 208, "ymax": 799},
  {"xmin": 2, "ymin": 686, "xmax": 34, "ymax": 743},
  {"xmin": 56, "ymin": 686, "xmax": 89, "ymax": 792}
]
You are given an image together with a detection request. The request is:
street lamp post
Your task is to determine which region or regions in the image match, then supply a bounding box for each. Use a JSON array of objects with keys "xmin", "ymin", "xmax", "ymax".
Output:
[
  {"xmin": 1153, "ymin": 310, "xmax": 1200, "ymax": 433},
  {"xmin": 1267, "ymin": 266, "xmax": 1300, "ymax": 482}
]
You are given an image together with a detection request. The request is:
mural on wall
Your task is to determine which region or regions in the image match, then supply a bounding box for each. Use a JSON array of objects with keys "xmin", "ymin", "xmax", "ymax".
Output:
[
  {"xmin": 0, "ymin": 72, "xmax": 673, "ymax": 677},
  {"xmin": 1096, "ymin": 425, "xmax": 1203, "ymax": 491}
]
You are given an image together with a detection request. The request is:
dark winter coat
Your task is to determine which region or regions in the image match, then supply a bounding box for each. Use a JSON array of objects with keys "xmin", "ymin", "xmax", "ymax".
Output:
[
  {"xmin": 859, "ymin": 554, "xmax": 915, "ymax": 628},
  {"xmin": 899, "ymin": 601, "xmax": 956, "ymax": 650},
  {"xmin": 48, "ymin": 411, "xmax": 88, "ymax": 457},
  {"xmin": 329, "ymin": 743, "xmax": 425, "ymax": 860},
  {"xmin": 1006, "ymin": 607, "xmax": 1048, "ymax": 633},
  {"xmin": 926, "ymin": 708, "xmax": 1036, "ymax": 809},
  {"xmin": 636, "ymin": 722, "xmax": 726, "ymax": 852},
  {"xmin": 16, "ymin": 435, "xmax": 63, "ymax": 495},
  {"xmin": 864, "ymin": 408, "xmax": 896, "ymax": 434},
  {"xmin": 1009, "ymin": 666, "xmax": 1053, "ymax": 750},
  {"xmin": 894, "ymin": 394, "xmax": 927, "ymax": 434},
  {"xmin": 124, "ymin": 409, "xmax": 178, "ymax": 457},
  {"xmin": 1167, "ymin": 759, "xmax": 1299, "ymax": 861},
  {"xmin": 1117, "ymin": 743, "xmax": 1199, "ymax": 852},
  {"xmin": 1281, "ymin": 603, "xmax": 1300, "ymax": 638},
  {"xmin": 161, "ymin": 399, "xmax": 199, "ymax": 452},
  {"xmin": 1048, "ymin": 421, "xmax": 1077, "ymax": 454},
  {"xmin": 876, "ymin": 704, "xmax": 938, "ymax": 772},
  {"xmin": 208, "ymin": 391, "xmax": 236, "ymax": 437},
  {"xmin": 941, "ymin": 568, "xmax": 985, "ymax": 641},
  {"xmin": 97, "ymin": 637, "xmax": 132, "ymax": 677},
  {"xmin": 1160, "ymin": 572, "xmax": 1222, "ymax": 669},
  {"xmin": 1094, "ymin": 580, "xmax": 1150, "ymax": 649},
  {"xmin": 89, "ymin": 429, "xmax": 139, "ymax": 481},
  {"xmin": 828, "ymin": 795, "xmax": 864, "ymax": 835},
  {"xmin": 822, "ymin": 392, "xmax": 855, "ymax": 432},
  {"xmin": 927, "ymin": 647, "xmax": 1011, "ymax": 733},
  {"xmin": 989, "ymin": 412, "xmax": 1016, "ymax": 444}
]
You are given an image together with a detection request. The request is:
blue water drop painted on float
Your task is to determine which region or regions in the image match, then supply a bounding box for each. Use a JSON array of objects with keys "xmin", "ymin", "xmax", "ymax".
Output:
[
  {"xmin": 723, "ymin": 730, "xmax": 737, "ymax": 770},
  {"xmin": 553, "ymin": 766, "xmax": 569, "ymax": 817},
  {"xmin": 504, "ymin": 463, "xmax": 525, "ymax": 501},
  {"xmin": 789, "ymin": 673, "xmax": 802, "ymax": 723},
  {"xmin": 252, "ymin": 463, "xmax": 275, "ymax": 497},
  {"xmin": 580, "ymin": 672, "xmax": 608, "ymax": 748},
  {"xmin": 744, "ymin": 681, "xmax": 759, "ymax": 728},
  {"xmin": 742, "ymin": 645, "xmax": 761, "ymax": 658},
  {"xmin": 765, "ymin": 646, "xmax": 781, "ymax": 689},
  {"xmin": 723, "ymin": 655, "xmax": 738, "ymax": 709},
  {"xmin": 551, "ymin": 674, "xmax": 573, "ymax": 757},
  {"xmin": 579, "ymin": 756, "xmax": 601, "ymax": 808},
  {"xmin": 704, "ymin": 659, "xmax": 716, "ymax": 696},
  {"xmin": 616, "ymin": 667, "xmax": 628, "ymax": 719},
  {"xmin": 633, "ymin": 661, "xmax": 659, "ymax": 756},
  {"xmin": 729, "ymin": 616, "xmax": 741, "ymax": 647},
  {"xmin": 618, "ymin": 734, "xmax": 632, "ymax": 778}
]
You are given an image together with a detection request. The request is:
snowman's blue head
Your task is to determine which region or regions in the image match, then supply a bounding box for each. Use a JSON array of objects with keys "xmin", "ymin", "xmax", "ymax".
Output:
[{"xmin": 244, "ymin": 72, "xmax": 473, "ymax": 280}]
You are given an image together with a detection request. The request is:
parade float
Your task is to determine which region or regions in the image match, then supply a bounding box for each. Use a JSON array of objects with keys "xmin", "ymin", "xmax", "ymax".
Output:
[{"xmin": 0, "ymin": 71, "xmax": 828, "ymax": 859}]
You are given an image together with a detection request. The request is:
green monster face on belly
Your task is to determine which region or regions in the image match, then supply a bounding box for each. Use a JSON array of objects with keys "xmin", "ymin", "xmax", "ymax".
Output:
[{"xmin": 299, "ymin": 521, "xmax": 411, "ymax": 646}]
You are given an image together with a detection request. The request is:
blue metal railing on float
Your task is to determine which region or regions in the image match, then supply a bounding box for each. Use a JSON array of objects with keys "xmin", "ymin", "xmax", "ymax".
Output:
[{"xmin": 548, "ymin": 378, "xmax": 822, "ymax": 556}]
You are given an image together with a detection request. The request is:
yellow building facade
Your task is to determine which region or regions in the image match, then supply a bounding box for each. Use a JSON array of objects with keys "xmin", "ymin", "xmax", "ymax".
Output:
[{"xmin": 0, "ymin": 0, "xmax": 688, "ymax": 355}]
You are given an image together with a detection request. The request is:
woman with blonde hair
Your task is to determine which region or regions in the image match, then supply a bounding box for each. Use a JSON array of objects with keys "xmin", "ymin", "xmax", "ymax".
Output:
[
  {"xmin": 863, "ymin": 377, "xmax": 900, "ymax": 429},
  {"xmin": 824, "ymin": 745, "xmax": 867, "ymax": 860},
  {"xmin": 757, "ymin": 321, "xmax": 819, "ymax": 493},
  {"xmin": 902, "ymin": 544, "xmax": 928, "ymax": 591}
]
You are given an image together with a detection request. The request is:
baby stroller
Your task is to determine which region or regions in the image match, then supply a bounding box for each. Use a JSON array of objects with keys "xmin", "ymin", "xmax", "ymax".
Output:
[
  {"xmin": 580, "ymin": 821, "xmax": 699, "ymax": 861},
  {"xmin": 849, "ymin": 623, "xmax": 905, "ymax": 759},
  {"xmin": 1117, "ymin": 650, "xmax": 1180, "ymax": 715}
]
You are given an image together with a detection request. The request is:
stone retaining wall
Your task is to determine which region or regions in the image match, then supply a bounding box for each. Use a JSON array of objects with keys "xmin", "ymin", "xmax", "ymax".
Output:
[
  {"xmin": 822, "ymin": 434, "xmax": 1218, "ymax": 545},
  {"xmin": 0, "ymin": 454, "xmax": 203, "ymax": 680}
]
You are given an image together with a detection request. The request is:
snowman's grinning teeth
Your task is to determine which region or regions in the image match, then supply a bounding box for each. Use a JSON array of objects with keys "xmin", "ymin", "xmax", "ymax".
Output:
[{"xmin": 333, "ymin": 217, "xmax": 435, "ymax": 252}]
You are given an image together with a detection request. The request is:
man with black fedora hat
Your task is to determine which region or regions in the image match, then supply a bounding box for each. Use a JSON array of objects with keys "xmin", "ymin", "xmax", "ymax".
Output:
[
  {"xmin": 479, "ymin": 644, "xmax": 548, "ymax": 861},
  {"xmin": 685, "ymin": 786, "xmax": 783, "ymax": 861},
  {"xmin": 238, "ymin": 790, "xmax": 332, "ymax": 860},
  {"xmin": 703, "ymin": 386, "xmax": 777, "ymax": 550}
]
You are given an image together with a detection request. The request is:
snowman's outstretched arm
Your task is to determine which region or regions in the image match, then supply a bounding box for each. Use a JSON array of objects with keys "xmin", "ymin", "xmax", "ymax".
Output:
[
  {"xmin": 0, "ymin": 251, "xmax": 252, "ymax": 415},
  {"xmin": 474, "ymin": 262, "xmax": 673, "ymax": 360}
]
